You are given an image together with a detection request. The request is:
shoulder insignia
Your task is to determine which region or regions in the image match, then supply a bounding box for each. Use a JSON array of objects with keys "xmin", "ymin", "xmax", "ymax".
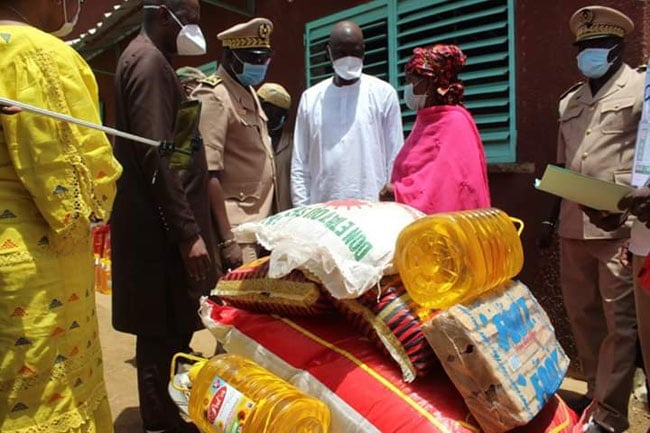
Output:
[
  {"xmin": 560, "ymin": 81, "xmax": 584, "ymax": 100},
  {"xmin": 199, "ymin": 75, "xmax": 223, "ymax": 88},
  {"xmin": 637, "ymin": 64, "xmax": 647, "ymax": 72}
]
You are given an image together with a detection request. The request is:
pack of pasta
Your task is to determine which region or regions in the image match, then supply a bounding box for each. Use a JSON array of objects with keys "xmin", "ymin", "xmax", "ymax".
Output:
[
  {"xmin": 235, "ymin": 200, "xmax": 423, "ymax": 299},
  {"xmin": 421, "ymin": 280, "xmax": 569, "ymax": 433}
]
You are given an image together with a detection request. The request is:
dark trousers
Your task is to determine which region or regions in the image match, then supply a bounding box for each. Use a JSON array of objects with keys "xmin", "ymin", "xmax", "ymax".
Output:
[{"xmin": 136, "ymin": 334, "xmax": 193, "ymax": 431}]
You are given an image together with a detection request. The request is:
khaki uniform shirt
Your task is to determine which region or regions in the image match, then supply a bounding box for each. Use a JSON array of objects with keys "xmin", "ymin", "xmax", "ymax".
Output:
[
  {"xmin": 557, "ymin": 64, "xmax": 644, "ymax": 239},
  {"xmin": 192, "ymin": 66, "xmax": 276, "ymax": 238}
]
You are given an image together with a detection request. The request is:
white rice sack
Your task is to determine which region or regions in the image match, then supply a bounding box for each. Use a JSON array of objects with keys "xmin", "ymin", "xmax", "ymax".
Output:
[{"xmin": 235, "ymin": 200, "xmax": 423, "ymax": 299}]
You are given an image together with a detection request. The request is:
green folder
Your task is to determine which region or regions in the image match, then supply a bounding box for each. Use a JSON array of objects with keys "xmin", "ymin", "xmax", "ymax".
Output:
[{"xmin": 535, "ymin": 165, "xmax": 633, "ymax": 212}]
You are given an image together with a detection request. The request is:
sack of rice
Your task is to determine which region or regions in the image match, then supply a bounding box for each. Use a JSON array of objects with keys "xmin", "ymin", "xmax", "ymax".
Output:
[{"xmin": 235, "ymin": 200, "xmax": 423, "ymax": 299}]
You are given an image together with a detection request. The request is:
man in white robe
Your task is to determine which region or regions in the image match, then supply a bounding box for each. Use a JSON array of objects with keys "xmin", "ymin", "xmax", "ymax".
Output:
[{"xmin": 291, "ymin": 20, "xmax": 403, "ymax": 206}]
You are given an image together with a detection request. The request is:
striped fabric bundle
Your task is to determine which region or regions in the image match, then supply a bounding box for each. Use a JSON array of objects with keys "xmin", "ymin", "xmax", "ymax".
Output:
[
  {"xmin": 213, "ymin": 257, "xmax": 335, "ymax": 316},
  {"xmin": 332, "ymin": 275, "xmax": 439, "ymax": 382}
]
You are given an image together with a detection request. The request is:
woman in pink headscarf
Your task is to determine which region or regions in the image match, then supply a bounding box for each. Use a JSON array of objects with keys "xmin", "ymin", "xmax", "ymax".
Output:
[{"xmin": 379, "ymin": 44, "xmax": 490, "ymax": 213}]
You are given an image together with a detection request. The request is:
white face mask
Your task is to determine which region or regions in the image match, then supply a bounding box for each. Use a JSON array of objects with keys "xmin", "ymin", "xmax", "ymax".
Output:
[
  {"xmin": 143, "ymin": 5, "xmax": 207, "ymax": 56},
  {"xmin": 51, "ymin": 0, "xmax": 81, "ymax": 38},
  {"xmin": 330, "ymin": 55, "xmax": 363, "ymax": 80},
  {"xmin": 404, "ymin": 82, "xmax": 427, "ymax": 111}
]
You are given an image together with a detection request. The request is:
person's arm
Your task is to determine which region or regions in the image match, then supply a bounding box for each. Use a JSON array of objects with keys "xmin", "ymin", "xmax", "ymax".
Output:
[
  {"xmin": 291, "ymin": 93, "xmax": 311, "ymax": 206},
  {"xmin": 123, "ymin": 53, "xmax": 210, "ymax": 280},
  {"xmin": 193, "ymin": 86, "xmax": 242, "ymax": 268},
  {"xmin": 383, "ymin": 87, "xmax": 404, "ymax": 175},
  {"xmin": 538, "ymin": 129, "xmax": 565, "ymax": 248},
  {"xmin": 207, "ymin": 174, "xmax": 242, "ymax": 269},
  {"xmin": 2, "ymin": 45, "xmax": 121, "ymax": 239}
]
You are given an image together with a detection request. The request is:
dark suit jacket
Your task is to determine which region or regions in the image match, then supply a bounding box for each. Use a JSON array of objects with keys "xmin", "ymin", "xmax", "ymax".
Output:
[{"xmin": 111, "ymin": 34, "xmax": 216, "ymax": 336}]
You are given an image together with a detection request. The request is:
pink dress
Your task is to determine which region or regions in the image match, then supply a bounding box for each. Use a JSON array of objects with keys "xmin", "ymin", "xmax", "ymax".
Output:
[{"xmin": 391, "ymin": 105, "xmax": 491, "ymax": 214}]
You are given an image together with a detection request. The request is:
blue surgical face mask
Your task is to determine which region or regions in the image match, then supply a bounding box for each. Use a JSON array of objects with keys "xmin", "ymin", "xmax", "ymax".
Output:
[
  {"xmin": 232, "ymin": 51, "xmax": 269, "ymax": 87},
  {"xmin": 577, "ymin": 46, "xmax": 618, "ymax": 79}
]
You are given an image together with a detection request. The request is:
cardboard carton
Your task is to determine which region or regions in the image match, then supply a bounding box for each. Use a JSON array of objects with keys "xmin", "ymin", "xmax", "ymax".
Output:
[{"xmin": 422, "ymin": 280, "xmax": 569, "ymax": 433}]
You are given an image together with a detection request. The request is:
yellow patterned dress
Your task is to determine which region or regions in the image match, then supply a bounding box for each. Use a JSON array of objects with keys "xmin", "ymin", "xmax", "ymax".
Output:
[{"xmin": 0, "ymin": 25, "xmax": 122, "ymax": 433}]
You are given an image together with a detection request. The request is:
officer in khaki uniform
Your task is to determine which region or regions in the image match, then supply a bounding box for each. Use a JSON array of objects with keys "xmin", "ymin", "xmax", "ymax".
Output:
[
  {"xmin": 555, "ymin": 6, "xmax": 643, "ymax": 432},
  {"xmin": 192, "ymin": 18, "xmax": 276, "ymax": 269},
  {"xmin": 257, "ymin": 82, "xmax": 293, "ymax": 212}
]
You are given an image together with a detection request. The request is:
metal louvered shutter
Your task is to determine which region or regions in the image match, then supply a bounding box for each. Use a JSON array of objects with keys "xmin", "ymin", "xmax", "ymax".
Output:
[
  {"xmin": 304, "ymin": 0, "xmax": 517, "ymax": 163},
  {"xmin": 305, "ymin": 1, "xmax": 390, "ymax": 87}
]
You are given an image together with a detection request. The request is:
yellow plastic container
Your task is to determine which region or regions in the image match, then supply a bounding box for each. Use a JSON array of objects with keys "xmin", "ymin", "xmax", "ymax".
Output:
[
  {"xmin": 394, "ymin": 208, "xmax": 524, "ymax": 309},
  {"xmin": 171, "ymin": 353, "xmax": 331, "ymax": 433}
]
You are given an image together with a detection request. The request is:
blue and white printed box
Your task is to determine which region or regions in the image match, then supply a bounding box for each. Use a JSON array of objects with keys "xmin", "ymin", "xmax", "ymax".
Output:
[{"xmin": 422, "ymin": 280, "xmax": 569, "ymax": 433}]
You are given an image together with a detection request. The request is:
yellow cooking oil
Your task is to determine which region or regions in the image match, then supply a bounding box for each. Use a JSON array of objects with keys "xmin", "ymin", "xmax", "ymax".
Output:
[
  {"xmin": 173, "ymin": 353, "xmax": 331, "ymax": 433},
  {"xmin": 395, "ymin": 208, "xmax": 523, "ymax": 309}
]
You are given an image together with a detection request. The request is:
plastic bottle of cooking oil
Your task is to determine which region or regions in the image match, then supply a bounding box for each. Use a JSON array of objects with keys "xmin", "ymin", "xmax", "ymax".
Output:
[
  {"xmin": 394, "ymin": 208, "xmax": 524, "ymax": 309},
  {"xmin": 172, "ymin": 353, "xmax": 331, "ymax": 433}
]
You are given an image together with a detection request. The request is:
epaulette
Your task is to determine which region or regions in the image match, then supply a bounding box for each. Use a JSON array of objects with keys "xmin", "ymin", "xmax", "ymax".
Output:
[
  {"xmin": 559, "ymin": 81, "xmax": 584, "ymax": 100},
  {"xmin": 637, "ymin": 64, "xmax": 647, "ymax": 72},
  {"xmin": 199, "ymin": 75, "xmax": 223, "ymax": 88}
]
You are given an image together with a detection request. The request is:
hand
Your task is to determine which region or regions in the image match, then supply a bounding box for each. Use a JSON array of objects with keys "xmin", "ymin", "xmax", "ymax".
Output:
[
  {"xmin": 619, "ymin": 187, "xmax": 650, "ymax": 227},
  {"xmin": 379, "ymin": 183, "xmax": 395, "ymax": 201},
  {"xmin": 179, "ymin": 235, "xmax": 211, "ymax": 281},
  {"xmin": 0, "ymin": 105, "xmax": 21, "ymax": 115},
  {"xmin": 617, "ymin": 241, "xmax": 632, "ymax": 269},
  {"xmin": 220, "ymin": 241, "xmax": 243, "ymax": 271},
  {"xmin": 537, "ymin": 221, "xmax": 555, "ymax": 249},
  {"xmin": 580, "ymin": 205, "xmax": 627, "ymax": 232}
]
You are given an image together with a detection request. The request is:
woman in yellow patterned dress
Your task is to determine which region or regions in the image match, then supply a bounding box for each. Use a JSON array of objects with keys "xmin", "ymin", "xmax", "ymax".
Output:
[{"xmin": 0, "ymin": 1, "xmax": 122, "ymax": 432}]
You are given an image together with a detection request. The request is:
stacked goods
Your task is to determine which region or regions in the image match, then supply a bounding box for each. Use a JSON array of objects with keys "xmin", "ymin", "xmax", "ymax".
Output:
[
  {"xmin": 330, "ymin": 274, "xmax": 438, "ymax": 382},
  {"xmin": 199, "ymin": 300, "xmax": 576, "ymax": 433},
  {"xmin": 194, "ymin": 206, "xmax": 572, "ymax": 433},
  {"xmin": 394, "ymin": 209, "xmax": 567, "ymax": 432},
  {"xmin": 173, "ymin": 352, "xmax": 331, "ymax": 433},
  {"xmin": 219, "ymin": 201, "xmax": 437, "ymax": 381},
  {"xmin": 213, "ymin": 257, "xmax": 335, "ymax": 316},
  {"xmin": 235, "ymin": 200, "xmax": 423, "ymax": 299}
]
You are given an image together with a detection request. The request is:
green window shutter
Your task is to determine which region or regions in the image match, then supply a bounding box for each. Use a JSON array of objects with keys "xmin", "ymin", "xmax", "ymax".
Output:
[
  {"xmin": 304, "ymin": 0, "xmax": 517, "ymax": 163},
  {"xmin": 305, "ymin": 0, "xmax": 390, "ymax": 87}
]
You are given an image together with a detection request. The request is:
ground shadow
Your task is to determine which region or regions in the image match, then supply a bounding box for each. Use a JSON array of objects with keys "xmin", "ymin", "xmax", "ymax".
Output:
[{"xmin": 113, "ymin": 406, "xmax": 141, "ymax": 433}]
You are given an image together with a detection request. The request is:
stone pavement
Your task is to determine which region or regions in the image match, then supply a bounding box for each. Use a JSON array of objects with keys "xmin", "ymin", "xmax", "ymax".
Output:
[{"xmin": 95, "ymin": 292, "xmax": 649, "ymax": 433}]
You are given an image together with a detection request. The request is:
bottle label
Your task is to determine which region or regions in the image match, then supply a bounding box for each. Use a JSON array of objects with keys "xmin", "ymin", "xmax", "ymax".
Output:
[{"xmin": 204, "ymin": 376, "xmax": 255, "ymax": 433}]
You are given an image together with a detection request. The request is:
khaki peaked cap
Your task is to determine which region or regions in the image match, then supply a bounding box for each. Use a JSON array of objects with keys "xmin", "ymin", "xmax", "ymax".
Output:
[
  {"xmin": 570, "ymin": 5, "xmax": 634, "ymax": 42},
  {"xmin": 217, "ymin": 18, "xmax": 273, "ymax": 49}
]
